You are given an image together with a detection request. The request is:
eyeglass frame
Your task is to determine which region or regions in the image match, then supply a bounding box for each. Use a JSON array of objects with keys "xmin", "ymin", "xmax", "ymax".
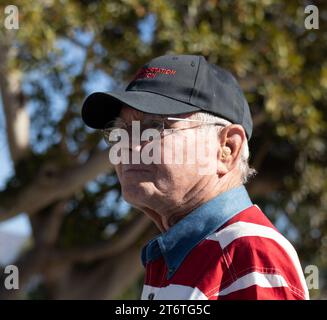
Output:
[{"xmin": 100, "ymin": 116, "xmax": 228, "ymax": 147}]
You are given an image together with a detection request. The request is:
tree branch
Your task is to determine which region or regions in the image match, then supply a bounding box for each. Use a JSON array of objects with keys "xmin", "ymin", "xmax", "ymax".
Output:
[
  {"xmin": 30, "ymin": 200, "xmax": 68, "ymax": 246},
  {"xmin": 49, "ymin": 212, "xmax": 153, "ymax": 263},
  {"xmin": 0, "ymin": 149, "xmax": 112, "ymax": 221},
  {"xmin": 50, "ymin": 224, "xmax": 158, "ymax": 299}
]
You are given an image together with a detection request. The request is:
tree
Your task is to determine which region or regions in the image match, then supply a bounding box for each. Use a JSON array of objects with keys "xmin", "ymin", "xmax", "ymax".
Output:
[{"xmin": 0, "ymin": 0, "xmax": 326, "ymax": 299}]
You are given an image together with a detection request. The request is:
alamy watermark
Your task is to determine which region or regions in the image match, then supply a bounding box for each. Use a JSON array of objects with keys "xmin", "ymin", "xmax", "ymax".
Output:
[
  {"xmin": 304, "ymin": 5, "xmax": 319, "ymax": 30},
  {"xmin": 305, "ymin": 264, "xmax": 319, "ymax": 290},
  {"xmin": 1, "ymin": 4, "xmax": 319, "ymax": 31},
  {"xmin": 3, "ymin": 5, "xmax": 19, "ymax": 30},
  {"xmin": 0, "ymin": 263, "xmax": 320, "ymax": 292},
  {"xmin": 2, "ymin": 265, "xmax": 19, "ymax": 290},
  {"xmin": 106, "ymin": 122, "xmax": 218, "ymax": 175}
]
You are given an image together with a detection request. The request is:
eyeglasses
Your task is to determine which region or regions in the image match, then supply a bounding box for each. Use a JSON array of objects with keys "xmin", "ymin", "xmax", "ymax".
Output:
[{"xmin": 101, "ymin": 116, "xmax": 227, "ymax": 147}]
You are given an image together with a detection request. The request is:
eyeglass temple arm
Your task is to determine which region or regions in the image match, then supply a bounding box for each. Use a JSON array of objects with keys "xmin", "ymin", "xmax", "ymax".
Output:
[{"xmin": 166, "ymin": 117, "xmax": 226, "ymax": 125}]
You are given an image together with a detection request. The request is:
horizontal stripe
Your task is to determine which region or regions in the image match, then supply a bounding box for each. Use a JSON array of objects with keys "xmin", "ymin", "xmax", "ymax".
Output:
[
  {"xmin": 141, "ymin": 284, "xmax": 208, "ymax": 300},
  {"xmin": 217, "ymin": 285, "xmax": 305, "ymax": 300},
  {"xmin": 215, "ymin": 272, "xmax": 289, "ymax": 297},
  {"xmin": 206, "ymin": 221, "xmax": 309, "ymax": 299},
  {"xmin": 217, "ymin": 235, "xmax": 306, "ymax": 298}
]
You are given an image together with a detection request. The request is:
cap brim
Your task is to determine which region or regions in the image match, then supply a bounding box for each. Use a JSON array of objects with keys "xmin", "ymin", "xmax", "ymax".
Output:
[{"xmin": 81, "ymin": 91, "xmax": 201, "ymax": 129}]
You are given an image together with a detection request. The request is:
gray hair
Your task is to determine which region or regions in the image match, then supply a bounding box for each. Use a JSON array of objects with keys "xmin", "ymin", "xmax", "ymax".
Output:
[{"xmin": 190, "ymin": 112, "xmax": 257, "ymax": 184}]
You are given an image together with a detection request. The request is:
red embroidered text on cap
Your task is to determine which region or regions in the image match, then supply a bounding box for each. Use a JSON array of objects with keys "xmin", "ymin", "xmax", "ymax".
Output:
[{"xmin": 134, "ymin": 67, "xmax": 177, "ymax": 80}]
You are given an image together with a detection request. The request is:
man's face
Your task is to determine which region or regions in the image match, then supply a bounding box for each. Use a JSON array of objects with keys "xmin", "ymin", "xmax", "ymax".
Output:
[{"xmin": 113, "ymin": 106, "xmax": 220, "ymax": 214}]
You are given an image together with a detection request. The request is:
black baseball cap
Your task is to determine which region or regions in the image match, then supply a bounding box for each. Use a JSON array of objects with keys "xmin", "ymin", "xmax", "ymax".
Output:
[{"xmin": 81, "ymin": 54, "xmax": 253, "ymax": 139}]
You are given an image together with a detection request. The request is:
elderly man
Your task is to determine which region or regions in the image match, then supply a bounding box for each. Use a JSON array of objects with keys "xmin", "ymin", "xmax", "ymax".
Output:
[{"xmin": 81, "ymin": 54, "xmax": 309, "ymax": 300}]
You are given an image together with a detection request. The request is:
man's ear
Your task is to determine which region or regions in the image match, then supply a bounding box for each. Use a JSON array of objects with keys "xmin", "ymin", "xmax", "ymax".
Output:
[{"xmin": 217, "ymin": 124, "xmax": 246, "ymax": 176}]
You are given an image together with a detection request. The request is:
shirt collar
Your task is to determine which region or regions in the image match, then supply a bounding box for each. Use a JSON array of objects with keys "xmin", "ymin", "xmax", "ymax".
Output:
[{"xmin": 141, "ymin": 185, "xmax": 253, "ymax": 279}]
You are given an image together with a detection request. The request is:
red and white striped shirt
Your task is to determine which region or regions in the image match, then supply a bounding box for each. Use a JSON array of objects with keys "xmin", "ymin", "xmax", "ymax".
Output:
[{"xmin": 140, "ymin": 187, "xmax": 309, "ymax": 300}]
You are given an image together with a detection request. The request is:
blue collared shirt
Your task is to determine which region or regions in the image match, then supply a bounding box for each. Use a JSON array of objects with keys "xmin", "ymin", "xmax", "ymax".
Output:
[{"xmin": 141, "ymin": 185, "xmax": 253, "ymax": 279}]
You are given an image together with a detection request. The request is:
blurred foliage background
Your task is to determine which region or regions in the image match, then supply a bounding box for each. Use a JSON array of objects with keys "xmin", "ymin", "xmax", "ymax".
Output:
[{"xmin": 0, "ymin": 0, "xmax": 326, "ymax": 299}]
